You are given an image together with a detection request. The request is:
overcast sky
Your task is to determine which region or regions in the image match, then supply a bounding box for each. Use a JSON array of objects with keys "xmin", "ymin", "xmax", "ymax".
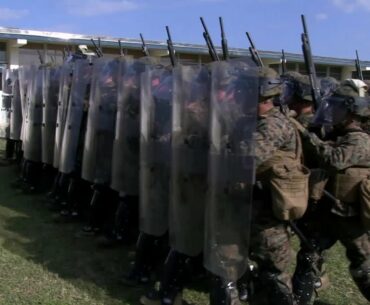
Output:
[{"xmin": 0, "ymin": 0, "xmax": 369, "ymax": 59}]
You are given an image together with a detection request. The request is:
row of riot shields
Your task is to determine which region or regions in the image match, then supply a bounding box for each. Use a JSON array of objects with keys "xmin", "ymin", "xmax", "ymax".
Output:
[
  {"xmin": 137, "ymin": 58, "xmax": 258, "ymax": 282},
  {"xmin": 4, "ymin": 57, "xmax": 258, "ymax": 283}
]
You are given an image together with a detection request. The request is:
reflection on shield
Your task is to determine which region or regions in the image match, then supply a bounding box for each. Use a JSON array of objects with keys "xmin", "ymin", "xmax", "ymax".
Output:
[
  {"xmin": 53, "ymin": 63, "xmax": 73, "ymax": 169},
  {"xmin": 19, "ymin": 66, "xmax": 34, "ymax": 143},
  {"xmin": 9, "ymin": 71, "xmax": 23, "ymax": 141},
  {"xmin": 204, "ymin": 59, "xmax": 258, "ymax": 282},
  {"xmin": 110, "ymin": 57, "xmax": 148, "ymax": 195},
  {"xmin": 169, "ymin": 64, "xmax": 210, "ymax": 256},
  {"xmin": 0, "ymin": 69, "xmax": 14, "ymax": 139},
  {"xmin": 139, "ymin": 63, "xmax": 173, "ymax": 237},
  {"xmin": 23, "ymin": 66, "xmax": 43, "ymax": 162},
  {"xmin": 59, "ymin": 59, "xmax": 92, "ymax": 175},
  {"xmin": 81, "ymin": 58, "xmax": 119, "ymax": 185},
  {"xmin": 42, "ymin": 66, "xmax": 61, "ymax": 165}
]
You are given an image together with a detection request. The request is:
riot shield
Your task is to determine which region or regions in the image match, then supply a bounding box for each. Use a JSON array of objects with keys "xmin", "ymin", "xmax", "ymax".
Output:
[
  {"xmin": 23, "ymin": 66, "xmax": 43, "ymax": 162},
  {"xmin": 81, "ymin": 58, "xmax": 118, "ymax": 184},
  {"xmin": 139, "ymin": 64, "xmax": 173, "ymax": 237},
  {"xmin": 169, "ymin": 64, "xmax": 210, "ymax": 255},
  {"xmin": 18, "ymin": 66, "xmax": 33, "ymax": 142},
  {"xmin": 53, "ymin": 63, "xmax": 72, "ymax": 169},
  {"xmin": 204, "ymin": 59, "xmax": 258, "ymax": 282},
  {"xmin": 110, "ymin": 57, "xmax": 147, "ymax": 195},
  {"xmin": 9, "ymin": 71, "xmax": 23, "ymax": 141},
  {"xmin": 59, "ymin": 60, "xmax": 92, "ymax": 175},
  {"xmin": 41, "ymin": 66, "xmax": 61, "ymax": 164},
  {"xmin": 0, "ymin": 69, "xmax": 13, "ymax": 139}
]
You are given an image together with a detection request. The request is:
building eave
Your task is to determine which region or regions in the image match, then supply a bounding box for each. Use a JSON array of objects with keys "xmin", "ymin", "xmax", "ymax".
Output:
[{"xmin": 0, "ymin": 26, "xmax": 368, "ymax": 67}]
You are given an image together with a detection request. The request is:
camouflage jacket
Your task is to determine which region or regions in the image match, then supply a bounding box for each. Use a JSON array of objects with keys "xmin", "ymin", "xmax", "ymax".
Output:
[
  {"xmin": 254, "ymin": 107, "xmax": 297, "ymax": 169},
  {"xmin": 307, "ymin": 129, "xmax": 370, "ymax": 171},
  {"xmin": 296, "ymin": 112, "xmax": 320, "ymax": 168}
]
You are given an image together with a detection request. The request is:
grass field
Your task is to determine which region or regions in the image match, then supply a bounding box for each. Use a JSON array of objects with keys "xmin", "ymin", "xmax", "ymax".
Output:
[{"xmin": 0, "ymin": 149, "xmax": 368, "ymax": 304}]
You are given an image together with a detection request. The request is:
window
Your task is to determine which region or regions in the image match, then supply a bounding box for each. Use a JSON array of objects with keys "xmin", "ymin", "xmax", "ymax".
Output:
[
  {"xmin": 0, "ymin": 42, "xmax": 6, "ymax": 64},
  {"xmin": 19, "ymin": 48, "xmax": 42, "ymax": 66},
  {"xmin": 329, "ymin": 66, "xmax": 342, "ymax": 80},
  {"xmin": 316, "ymin": 65, "xmax": 327, "ymax": 78}
]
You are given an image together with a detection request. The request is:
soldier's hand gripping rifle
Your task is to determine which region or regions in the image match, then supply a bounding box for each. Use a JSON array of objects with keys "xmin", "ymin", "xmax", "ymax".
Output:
[
  {"xmin": 355, "ymin": 50, "xmax": 364, "ymax": 81},
  {"xmin": 281, "ymin": 49, "xmax": 287, "ymax": 75},
  {"xmin": 166, "ymin": 26, "xmax": 177, "ymax": 67},
  {"xmin": 301, "ymin": 15, "xmax": 321, "ymax": 109},
  {"xmin": 200, "ymin": 17, "xmax": 220, "ymax": 62},
  {"xmin": 140, "ymin": 33, "xmax": 150, "ymax": 57},
  {"xmin": 246, "ymin": 32, "xmax": 264, "ymax": 67},
  {"xmin": 219, "ymin": 17, "xmax": 229, "ymax": 60}
]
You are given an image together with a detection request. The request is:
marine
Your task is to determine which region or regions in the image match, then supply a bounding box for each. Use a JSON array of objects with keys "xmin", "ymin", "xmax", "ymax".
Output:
[
  {"xmin": 248, "ymin": 67, "xmax": 302, "ymax": 305},
  {"xmin": 292, "ymin": 79, "xmax": 370, "ymax": 304}
]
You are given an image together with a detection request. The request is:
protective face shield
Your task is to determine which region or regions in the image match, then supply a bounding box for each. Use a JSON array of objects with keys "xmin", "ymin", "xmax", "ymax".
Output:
[
  {"xmin": 313, "ymin": 95, "xmax": 370, "ymax": 126},
  {"xmin": 320, "ymin": 77, "xmax": 339, "ymax": 98},
  {"xmin": 280, "ymin": 79, "xmax": 297, "ymax": 105}
]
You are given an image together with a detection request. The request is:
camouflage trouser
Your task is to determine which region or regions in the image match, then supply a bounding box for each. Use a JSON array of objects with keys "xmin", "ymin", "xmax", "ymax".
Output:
[
  {"xmin": 293, "ymin": 205, "xmax": 370, "ymax": 304},
  {"xmin": 249, "ymin": 217, "xmax": 296, "ymax": 305}
]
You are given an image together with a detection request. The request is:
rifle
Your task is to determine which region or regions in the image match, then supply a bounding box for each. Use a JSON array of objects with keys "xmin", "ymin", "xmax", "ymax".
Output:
[
  {"xmin": 166, "ymin": 26, "xmax": 177, "ymax": 67},
  {"xmin": 118, "ymin": 40, "xmax": 124, "ymax": 57},
  {"xmin": 246, "ymin": 32, "xmax": 264, "ymax": 67},
  {"xmin": 90, "ymin": 38, "xmax": 103, "ymax": 57},
  {"xmin": 281, "ymin": 49, "xmax": 287, "ymax": 75},
  {"xmin": 301, "ymin": 14, "xmax": 321, "ymax": 109},
  {"xmin": 219, "ymin": 17, "xmax": 229, "ymax": 60},
  {"xmin": 37, "ymin": 50, "xmax": 45, "ymax": 65},
  {"xmin": 200, "ymin": 17, "xmax": 219, "ymax": 61},
  {"xmin": 355, "ymin": 50, "xmax": 364, "ymax": 80},
  {"xmin": 140, "ymin": 33, "xmax": 150, "ymax": 57}
]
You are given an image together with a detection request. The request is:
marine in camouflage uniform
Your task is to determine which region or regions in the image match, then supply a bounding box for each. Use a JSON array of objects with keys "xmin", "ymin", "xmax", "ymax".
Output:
[
  {"xmin": 283, "ymin": 73, "xmax": 334, "ymax": 301},
  {"xmin": 293, "ymin": 80, "xmax": 370, "ymax": 304},
  {"xmin": 249, "ymin": 68, "xmax": 298, "ymax": 305}
]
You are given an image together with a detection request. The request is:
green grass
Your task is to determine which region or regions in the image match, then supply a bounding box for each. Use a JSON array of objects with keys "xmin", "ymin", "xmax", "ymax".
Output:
[{"xmin": 0, "ymin": 140, "xmax": 367, "ymax": 304}]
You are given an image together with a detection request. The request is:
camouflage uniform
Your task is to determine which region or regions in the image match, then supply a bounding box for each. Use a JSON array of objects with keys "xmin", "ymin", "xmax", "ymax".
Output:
[
  {"xmin": 293, "ymin": 82, "xmax": 370, "ymax": 304},
  {"xmin": 303, "ymin": 130, "xmax": 370, "ymax": 301},
  {"xmin": 250, "ymin": 102, "xmax": 298, "ymax": 305}
]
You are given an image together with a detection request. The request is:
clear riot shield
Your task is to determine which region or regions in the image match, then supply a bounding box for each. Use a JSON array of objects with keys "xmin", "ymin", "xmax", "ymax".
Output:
[
  {"xmin": 204, "ymin": 59, "xmax": 258, "ymax": 282},
  {"xmin": 0, "ymin": 69, "xmax": 13, "ymax": 139},
  {"xmin": 23, "ymin": 66, "xmax": 43, "ymax": 162},
  {"xmin": 169, "ymin": 64, "xmax": 210, "ymax": 255},
  {"xmin": 139, "ymin": 64, "xmax": 173, "ymax": 237},
  {"xmin": 9, "ymin": 70, "xmax": 23, "ymax": 141},
  {"xmin": 110, "ymin": 57, "xmax": 147, "ymax": 195},
  {"xmin": 19, "ymin": 66, "xmax": 33, "ymax": 142},
  {"xmin": 59, "ymin": 60, "xmax": 92, "ymax": 175},
  {"xmin": 53, "ymin": 63, "xmax": 72, "ymax": 169},
  {"xmin": 81, "ymin": 58, "xmax": 118, "ymax": 184},
  {"xmin": 41, "ymin": 66, "xmax": 61, "ymax": 164}
]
